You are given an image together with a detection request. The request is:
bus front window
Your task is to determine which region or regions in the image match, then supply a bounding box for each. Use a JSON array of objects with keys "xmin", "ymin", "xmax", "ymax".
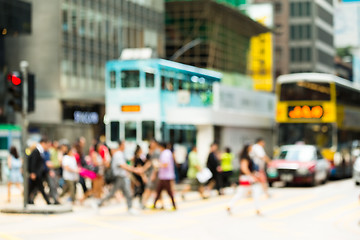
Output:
[
  {"xmin": 280, "ymin": 82, "xmax": 331, "ymax": 101},
  {"xmin": 278, "ymin": 123, "xmax": 333, "ymax": 148}
]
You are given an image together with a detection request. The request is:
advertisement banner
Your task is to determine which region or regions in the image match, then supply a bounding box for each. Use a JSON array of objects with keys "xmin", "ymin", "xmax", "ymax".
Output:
[{"xmin": 246, "ymin": 4, "xmax": 274, "ymax": 92}]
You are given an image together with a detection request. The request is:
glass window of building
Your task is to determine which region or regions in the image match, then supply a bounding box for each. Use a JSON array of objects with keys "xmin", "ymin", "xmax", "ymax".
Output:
[
  {"xmin": 298, "ymin": 25, "xmax": 303, "ymax": 39},
  {"xmin": 142, "ymin": 121, "xmax": 155, "ymax": 141},
  {"xmin": 290, "ymin": 2, "xmax": 296, "ymax": 17},
  {"xmin": 62, "ymin": 9, "xmax": 68, "ymax": 31},
  {"xmin": 89, "ymin": 20, "xmax": 94, "ymax": 37},
  {"xmin": 306, "ymin": 47, "xmax": 312, "ymax": 61},
  {"xmin": 275, "ymin": 2, "xmax": 282, "ymax": 14},
  {"xmin": 305, "ymin": 25, "xmax": 311, "ymax": 39},
  {"xmin": 110, "ymin": 121, "xmax": 120, "ymax": 141},
  {"xmin": 110, "ymin": 70, "xmax": 116, "ymax": 88},
  {"xmin": 298, "ymin": 2, "xmax": 303, "ymax": 16},
  {"xmin": 72, "ymin": 9, "xmax": 77, "ymax": 32},
  {"xmin": 73, "ymin": 60, "xmax": 78, "ymax": 76},
  {"xmin": 80, "ymin": 18, "xmax": 85, "ymax": 36},
  {"xmin": 121, "ymin": 70, "xmax": 140, "ymax": 88},
  {"xmin": 81, "ymin": 62, "xmax": 86, "ymax": 78},
  {"xmin": 290, "ymin": 48, "xmax": 296, "ymax": 62},
  {"xmin": 145, "ymin": 72, "xmax": 155, "ymax": 88},
  {"xmin": 296, "ymin": 48, "xmax": 301, "ymax": 62},
  {"xmin": 290, "ymin": 25, "xmax": 296, "ymax": 40},
  {"xmin": 125, "ymin": 121, "xmax": 137, "ymax": 141},
  {"xmin": 305, "ymin": 2, "xmax": 311, "ymax": 16}
]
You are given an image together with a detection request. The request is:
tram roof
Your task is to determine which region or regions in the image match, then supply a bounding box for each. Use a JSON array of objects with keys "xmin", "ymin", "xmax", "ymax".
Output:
[
  {"xmin": 277, "ymin": 73, "xmax": 360, "ymax": 92},
  {"xmin": 106, "ymin": 58, "xmax": 223, "ymax": 80}
]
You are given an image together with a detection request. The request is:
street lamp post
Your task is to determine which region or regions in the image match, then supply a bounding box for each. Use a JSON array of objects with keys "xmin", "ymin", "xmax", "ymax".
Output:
[{"xmin": 20, "ymin": 60, "xmax": 29, "ymax": 209}]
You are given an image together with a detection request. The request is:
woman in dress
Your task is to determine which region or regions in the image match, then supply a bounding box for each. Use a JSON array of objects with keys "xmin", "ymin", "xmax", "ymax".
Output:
[{"xmin": 7, "ymin": 146, "xmax": 23, "ymax": 203}]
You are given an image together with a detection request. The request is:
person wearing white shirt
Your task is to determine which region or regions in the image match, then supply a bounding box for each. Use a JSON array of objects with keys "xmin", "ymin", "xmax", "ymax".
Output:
[
  {"xmin": 251, "ymin": 138, "xmax": 271, "ymax": 198},
  {"xmin": 60, "ymin": 144, "xmax": 79, "ymax": 203}
]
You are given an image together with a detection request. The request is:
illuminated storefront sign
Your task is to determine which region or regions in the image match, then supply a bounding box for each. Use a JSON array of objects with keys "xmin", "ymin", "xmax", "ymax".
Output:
[
  {"xmin": 74, "ymin": 111, "xmax": 99, "ymax": 124},
  {"xmin": 288, "ymin": 105, "xmax": 324, "ymax": 119},
  {"xmin": 63, "ymin": 103, "xmax": 100, "ymax": 125}
]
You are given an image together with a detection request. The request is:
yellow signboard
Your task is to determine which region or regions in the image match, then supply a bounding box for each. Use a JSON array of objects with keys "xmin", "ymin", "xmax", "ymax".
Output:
[
  {"xmin": 249, "ymin": 32, "xmax": 273, "ymax": 92},
  {"xmin": 246, "ymin": 4, "xmax": 273, "ymax": 92}
]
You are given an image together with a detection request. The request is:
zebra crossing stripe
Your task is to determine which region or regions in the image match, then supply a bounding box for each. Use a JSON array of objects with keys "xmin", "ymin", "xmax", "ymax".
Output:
[{"xmin": 271, "ymin": 194, "xmax": 344, "ymax": 219}]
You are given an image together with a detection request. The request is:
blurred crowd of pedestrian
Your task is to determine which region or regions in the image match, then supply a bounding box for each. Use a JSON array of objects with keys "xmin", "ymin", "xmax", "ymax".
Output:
[{"xmin": 5, "ymin": 136, "xmax": 272, "ymax": 215}]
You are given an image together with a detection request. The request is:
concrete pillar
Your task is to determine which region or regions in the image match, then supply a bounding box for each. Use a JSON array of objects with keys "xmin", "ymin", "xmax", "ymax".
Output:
[{"xmin": 196, "ymin": 125, "xmax": 214, "ymax": 166}]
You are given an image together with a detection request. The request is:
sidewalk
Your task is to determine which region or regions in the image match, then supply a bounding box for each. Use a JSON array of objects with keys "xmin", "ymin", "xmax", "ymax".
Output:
[{"xmin": 0, "ymin": 184, "xmax": 72, "ymax": 214}]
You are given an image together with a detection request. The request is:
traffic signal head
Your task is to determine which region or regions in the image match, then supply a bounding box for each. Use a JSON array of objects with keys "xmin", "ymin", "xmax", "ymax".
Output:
[
  {"xmin": 7, "ymin": 72, "xmax": 23, "ymax": 111},
  {"xmin": 7, "ymin": 73, "xmax": 22, "ymax": 86}
]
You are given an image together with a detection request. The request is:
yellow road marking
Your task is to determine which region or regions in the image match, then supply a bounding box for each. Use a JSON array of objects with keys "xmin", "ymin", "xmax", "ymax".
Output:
[
  {"xmin": 9, "ymin": 227, "xmax": 90, "ymax": 236},
  {"xmin": 188, "ymin": 198, "xmax": 251, "ymax": 217},
  {"xmin": 316, "ymin": 201, "xmax": 360, "ymax": 221},
  {"xmin": 77, "ymin": 218, "xmax": 180, "ymax": 240},
  {"xmin": 258, "ymin": 221, "xmax": 306, "ymax": 238},
  {"xmin": 232, "ymin": 193, "xmax": 316, "ymax": 218},
  {"xmin": 0, "ymin": 233, "xmax": 22, "ymax": 240},
  {"xmin": 271, "ymin": 194, "xmax": 344, "ymax": 219}
]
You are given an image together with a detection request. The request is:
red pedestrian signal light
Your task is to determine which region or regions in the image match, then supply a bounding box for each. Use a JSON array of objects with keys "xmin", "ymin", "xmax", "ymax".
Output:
[
  {"xmin": 6, "ymin": 72, "xmax": 23, "ymax": 112},
  {"xmin": 7, "ymin": 73, "xmax": 22, "ymax": 86}
]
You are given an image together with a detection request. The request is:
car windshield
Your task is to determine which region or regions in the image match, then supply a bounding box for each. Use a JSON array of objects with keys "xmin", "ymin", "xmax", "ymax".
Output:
[{"xmin": 277, "ymin": 147, "xmax": 315, "ymax": 162}]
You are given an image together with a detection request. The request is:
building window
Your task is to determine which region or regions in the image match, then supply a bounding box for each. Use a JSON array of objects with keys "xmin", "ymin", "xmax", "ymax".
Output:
[
  {"xmin": 290, "ymin": 25, "xmax": 296, "ymax": 40},
  {"xmin": 290, "ymin": 2, "xmax": 296, "ymax": 17},
  {"xmin": 110, "ymin": 70, "xmax": 116, "ymax": 88},
  {"xmin": 306, "ymin": 47, "xmax": 312, "ymax": 61},
  {"xmin": 145, "ymin": 72, "xmax": 155, "ymax": 88},
  {"xmin": 73, "ymin": 60, "xmax": 78, "ymax": 76},
  {"xmin": 121, "ymin": 70, "xmax": 140, "ymax": 88},
  {"xmin": 142, "ymin": 121, "xmax": 155, "ymax": 141},
  {"xmin": 305, "ymin": 25, "xmax": 311, "ymax": 39},
  {"xmin": 290, "ymin": 48, "xmax": 296, "ymax": 62},
  {"xmin": 305, "ymin": 2, "xmax": 311, "ymax": 16},
  {"xmin": 72, "ymin": 9, "xmax": 77, "ymax": 33},
  {"xmin": 62, "ymin": 9, "xmax": 68, "ymax": 31},
  {"xmin": 125, "ymin": 121, "xmax": 137, "ymax": 141},
  {"xmin": 80, "ymin": 18, "xmax": 85, "ymax": 36},
  {"xmin": 110, "ymin": 121, "xmax": 120, "ymax": 141},
  {"xmin": 275, "ymin": 47, "xmax": 282, "ymax": 60},
  {"xmin": 275, "ymin": 2, "xmax": 282, "ymax": 14}
]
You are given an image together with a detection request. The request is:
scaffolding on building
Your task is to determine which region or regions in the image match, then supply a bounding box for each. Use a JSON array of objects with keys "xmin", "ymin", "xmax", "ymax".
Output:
[{"xmin": 165, "ymin": 0, "xmax": 269, "ymax": 74}]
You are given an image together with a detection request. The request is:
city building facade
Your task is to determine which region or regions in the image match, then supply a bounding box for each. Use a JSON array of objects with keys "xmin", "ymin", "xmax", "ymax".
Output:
[
  {"xmin": 165, "ymin": 0, "xmax": 268, "ymax": 75},
  {"xmin": 0, "ymin": 0, "xmax": 31, "ymax": 123},
  {"xmin": 252, "ymin": 0, "xmax": 335, "ymax": 75},
  {"xmin": 4, "ymin": 0, "xmax": 165, "ymax": 142}
]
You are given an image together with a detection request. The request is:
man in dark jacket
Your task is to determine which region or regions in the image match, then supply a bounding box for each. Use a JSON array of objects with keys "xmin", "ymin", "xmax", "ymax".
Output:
[
  {"xmin": 28, "ymin": 137, "xmax": 51, "ymax": 205},
  {"xmin": 206, "ymin": 142, "xmax": 223, "ymax": 195}
]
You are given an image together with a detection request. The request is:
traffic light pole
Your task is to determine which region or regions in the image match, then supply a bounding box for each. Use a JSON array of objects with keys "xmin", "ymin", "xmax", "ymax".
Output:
[{"xmin": 20, "ymin": 61, "xmax": 29, "ymax": 209}]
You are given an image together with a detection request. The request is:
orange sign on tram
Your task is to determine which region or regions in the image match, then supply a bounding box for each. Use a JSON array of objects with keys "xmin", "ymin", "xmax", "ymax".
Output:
[
  {"xmin": 121, "ymin": 105, "xmax": 141, "ymax": 112},
  {"xmin": 288, "ymin": 105, "xmax": 324, "ymax": 119}
]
